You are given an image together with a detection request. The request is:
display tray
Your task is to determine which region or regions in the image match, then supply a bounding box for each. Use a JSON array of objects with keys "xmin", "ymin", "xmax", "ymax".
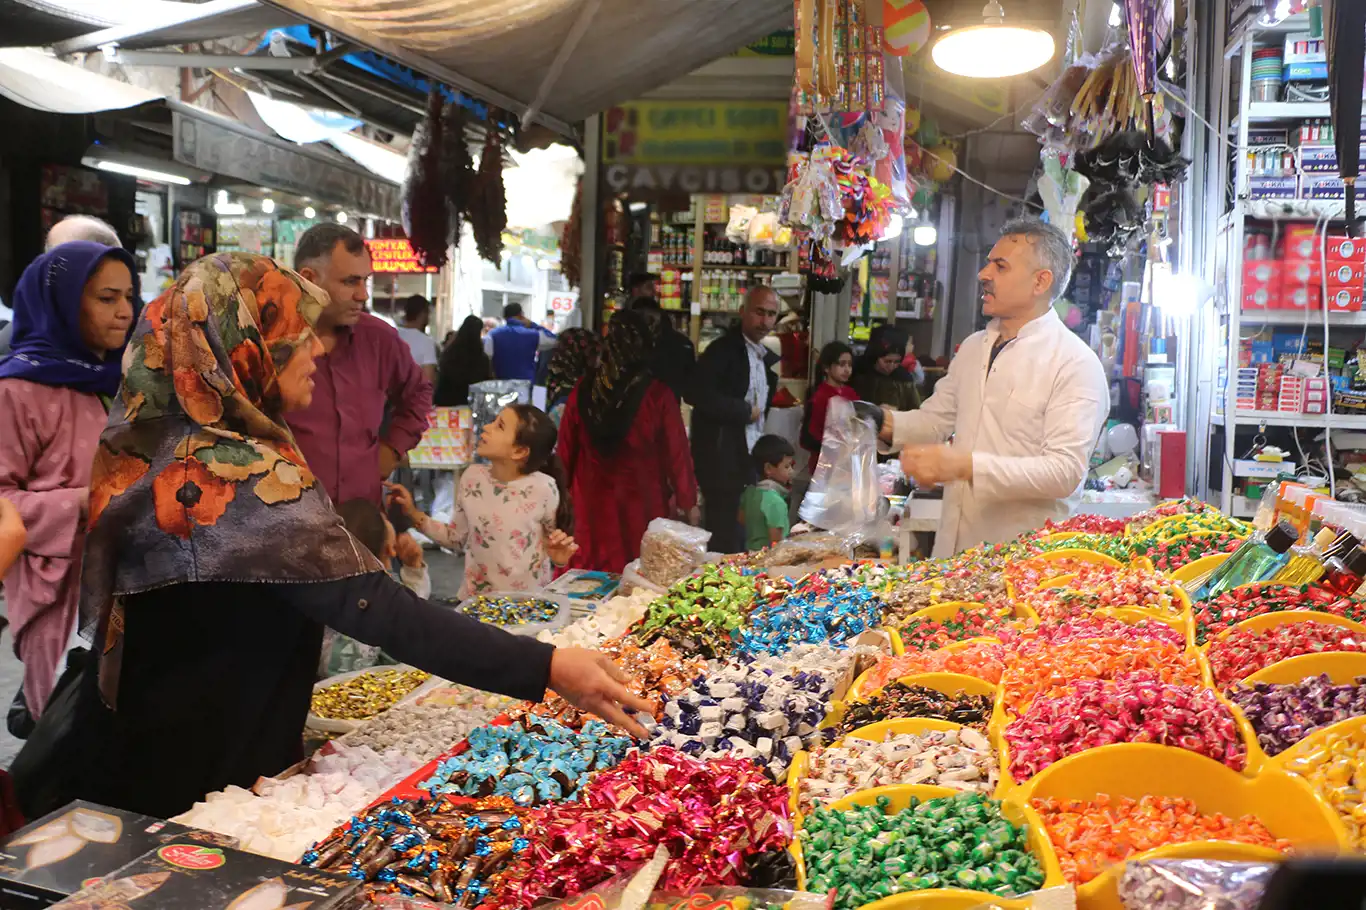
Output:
[
  {"xmin": 449, "ymin": 591, "xmax": 574, "ymax": 636},
  {"xmin": 306, "ymin": 665, "xmax": 426, "ymax": 735}
]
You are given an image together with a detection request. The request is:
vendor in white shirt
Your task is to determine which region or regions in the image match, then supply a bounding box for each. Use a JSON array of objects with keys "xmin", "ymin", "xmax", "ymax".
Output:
[{"xmin": 878, "ymin": 218, "xmax": 1110, "ymax": 557}]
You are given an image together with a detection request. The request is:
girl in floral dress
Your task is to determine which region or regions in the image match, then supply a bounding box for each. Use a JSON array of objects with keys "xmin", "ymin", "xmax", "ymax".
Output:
[{"xmin": 388, "ymin": 404, "xmax": 577, "ymax": 597}]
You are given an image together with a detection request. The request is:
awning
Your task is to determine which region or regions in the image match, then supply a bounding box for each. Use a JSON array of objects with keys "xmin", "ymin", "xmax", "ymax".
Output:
[
  {"xmin": 0, "ymin": 47, "xmax": 162, "ymax": 113},
  {"xmin": 4, "ymin": 0, "xmax": 298, "ymax": 51},
  {"xmin": 259, "ymin": 0, "xmax": 791, "ymax": 135}
]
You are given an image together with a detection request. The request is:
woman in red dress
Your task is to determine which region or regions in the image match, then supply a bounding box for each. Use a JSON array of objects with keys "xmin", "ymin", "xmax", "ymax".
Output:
[{"xmin": 558, "ymin": 310, "xmax": 698, "ymax": 573}]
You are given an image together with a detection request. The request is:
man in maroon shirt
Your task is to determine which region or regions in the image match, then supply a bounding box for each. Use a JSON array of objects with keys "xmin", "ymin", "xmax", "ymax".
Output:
[{"xmin": 288, "ymin": 224, "xmax": 432, "ymax": 506}]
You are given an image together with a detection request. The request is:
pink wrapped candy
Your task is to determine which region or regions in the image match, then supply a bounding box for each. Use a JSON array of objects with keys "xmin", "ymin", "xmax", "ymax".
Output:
[{"xmin": 1004, "ymin": 671, "xmax": 1247, "ymax": 780}]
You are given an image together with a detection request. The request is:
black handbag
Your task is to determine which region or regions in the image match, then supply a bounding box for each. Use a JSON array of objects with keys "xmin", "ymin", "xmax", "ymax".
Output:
[{"xmin": 10, "ymin": 648, "xmax": 109, "ymax": 819}]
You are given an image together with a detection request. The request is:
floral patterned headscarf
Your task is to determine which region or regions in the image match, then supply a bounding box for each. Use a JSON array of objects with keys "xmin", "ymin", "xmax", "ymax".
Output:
[{"xmin": 81, "ymin": 253, "xmax": 380, "ymax": 706}]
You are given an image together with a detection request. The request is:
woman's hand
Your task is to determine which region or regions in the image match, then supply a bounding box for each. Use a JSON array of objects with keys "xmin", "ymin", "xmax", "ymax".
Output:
[
  {"xmin": 546, "ymin": 529, "xmax": 579, "ymax": 566},
  {"xmin": 0, "ymin": 498, "xmax": 25, "ymax": 574},
  {"xmin": 383, "ymin": 482, "xmax": 421, "ymax": 522},
  {"xmin": 394, "ymin": 532, "xmax": 425, "ymax": 569},
  {"xmin": 548, "ymin": 648, "xmax": 653, "ymax": 738}
]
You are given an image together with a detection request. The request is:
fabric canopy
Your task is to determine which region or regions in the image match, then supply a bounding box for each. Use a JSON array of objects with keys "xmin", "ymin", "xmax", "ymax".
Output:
[
  {"xmin": 0, "ymin": 47, "xmax": 162, "ymax": 113},
  {"xmin": 260, "ymin": 0, "xmax": 791, "ymax": 133}
]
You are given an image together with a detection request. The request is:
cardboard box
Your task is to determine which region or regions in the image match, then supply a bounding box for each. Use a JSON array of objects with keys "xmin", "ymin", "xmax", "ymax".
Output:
[
  {"xmin": 0, "ymin": 803, "xmax": 234, "ymax": 910},
  {"xmin": 1327, "ymin": 287, "xmax": 1365, "ymax": 313},
  {"xmin": 1304, "ymin": 175, "xmax": 1347, "ymax": 200},
  {"xmin": 1243, "ymin": 260, "xmax": 1281, "ymax": 309},
  {"xmin": 1281, "ymin": 285, "xmax": 1322, "ymax": 311},
  {"xmin": 1326, "ymin": 262, "xmax": 1366, "ymax": 287},
  {"xmin": 50, "ymin": 839, "xmax": 357, "ymax": 910},
  {"xmin": 1234, "ymin": 458, "xmax": 1297, "ymax": 479},
  {"xmin": 1282, "ymin": 259, "xmax": 1322, "ymax": 286},
  {"xmin": 1283, "ymin": 226, "xmax": 1323, "ymax": 260},
  {"xmin": 1249, "ymin": 175, "xmax": 1299, "ymax": 200},
  {"xmin": 1327, "ymin": 236, "xmax": 1366, "ymax": 264}
]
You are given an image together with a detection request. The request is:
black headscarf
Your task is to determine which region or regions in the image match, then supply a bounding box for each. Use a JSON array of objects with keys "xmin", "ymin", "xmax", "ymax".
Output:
[
  {"xmin": 545, "ymin": 328, "xmax": 599, "ymax": 408},
  {"xmin": 580, "ymin": 310, "xmax": 655, "ymax": 456},
  {"xmin": 434, "ymin": 315, "xmax": 491, "ymax": 406},
  {"xmin": 854, "ymin": 325, "xmax": 912, "ymax": 381}
]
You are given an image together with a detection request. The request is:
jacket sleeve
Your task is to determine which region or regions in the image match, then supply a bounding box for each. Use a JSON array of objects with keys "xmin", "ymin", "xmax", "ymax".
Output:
[
  {"xmin": 686, "ymin": 340, "xmax": 751, "ymax": 425},
  {"xmin": 0, "ymin": 385, "xmax": 85, "ymax": 559},
  {"xmin": 284, "ymin": 572, "xmax": 554, "ymax": 703},
  {"xmin": 556, "ymin": 388, "xmax": 583, "ymax": 484},
  {"xmin": 807, "ymin": 384, "xmax": 831, "ymax": 448},
  {"xmin": 382, "ymin": 334, "xmax": 434, "ymax": 456},
  {"xmin": 888, "ymin": 357, "xmax": 960, "ymax": 450},
  {"xmin": 970, "ymin": 354, "xmax": 1109, "ymax": 502},
  {"xmin": 657, "ymin": 385, "xmax": 699, "ymax": 511}
]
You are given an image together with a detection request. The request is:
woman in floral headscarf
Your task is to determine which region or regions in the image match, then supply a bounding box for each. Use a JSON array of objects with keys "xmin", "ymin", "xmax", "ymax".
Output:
[
  {"xmin": 0, "ymin": 241, "xmax": 139, "ymax": 722},
  {"xmin": 14, "ymin": 253, "xmax": 650, "ymax": 820},
  {"xmin": 557, "ymin": 310, "xmax": 697, "ymax": 573},
  {"xmin": 543, "ymin": 327, "xmax": 598, "ymax": 426}
]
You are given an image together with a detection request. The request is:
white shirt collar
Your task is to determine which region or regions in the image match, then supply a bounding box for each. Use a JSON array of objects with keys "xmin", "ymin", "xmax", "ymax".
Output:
[{"xmin": 986, "ymin": 306, "xmax": 1061, "ymax": 345}]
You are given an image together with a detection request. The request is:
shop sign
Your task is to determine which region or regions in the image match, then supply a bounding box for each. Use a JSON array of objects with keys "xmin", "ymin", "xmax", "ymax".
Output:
[
  {"xmin": 550, "ymin": 293, "xmax": 578, "ymax": 314},
  {"xmin": 366, "ymin": 238, "xmax": 439, "ymax": 273},
  {"xmin": 734, "ymin": 30, "xmax": 796, "ymax": 56},
  {"xmin": 605, "ymin": 163, "xmax": 788, "ymax": 195},
  {"xmin": 602, "ymin": 100, "xmax": 788, "ymax": 166}
]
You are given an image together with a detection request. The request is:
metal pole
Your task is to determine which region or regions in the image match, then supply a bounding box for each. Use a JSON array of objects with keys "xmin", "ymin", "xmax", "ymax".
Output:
[{"xmin": 580, "ymin": 114, "xmax": 602, "ymax": 330}]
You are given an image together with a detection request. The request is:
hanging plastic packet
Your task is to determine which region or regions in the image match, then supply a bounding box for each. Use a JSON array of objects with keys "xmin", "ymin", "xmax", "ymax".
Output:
[
  {"xmin": 800, "ymin": 398, "xmax": 888, "ymax": 541},
  {"xmin": 1119, "ymin": 860, "xmax": 1273, "ymax": 910},
  {"xmin": 726, "ymin": 205, "xmax": 759, "ymax": 244}
]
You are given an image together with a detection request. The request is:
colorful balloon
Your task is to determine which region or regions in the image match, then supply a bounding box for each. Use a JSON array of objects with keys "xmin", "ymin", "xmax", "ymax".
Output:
[
  {"xmin": 884, "ymin": 0, "xmax": 932, "ymax": 57},
  {"xmin": 927, "ymin": 144, "xmax": 957, "ymax": 182},
  {"xmin": 917, "ymin": 117, "xmax": 941, "ymax": 148},
  {"xmin": 905, "ymin": 104, "xmax": 922, "ymax": 137}
]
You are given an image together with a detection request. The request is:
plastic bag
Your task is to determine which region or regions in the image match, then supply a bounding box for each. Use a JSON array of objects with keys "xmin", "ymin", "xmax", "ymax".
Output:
[
  {"xmin": 753, "ymin": 532, "xmax": 851, "ymax": 568},
  {"xmin": 726, "ymin": 205, "xmax": 759, "ymax": 244},
  {"xmin": 800, "ymin": 398, "xmax": 887, "ymax": 538},
  {"xmin": 748, "ymin": 211, "xmax": 779, "ymax": 248},
  {"xmin": 638, "ymin": 518, "xmax": 712, "ymax": 587},
  {"xmin": 646, "ymin": 889, "xmax": 831, "ymax": 910},
  {"xmin": 1119, "ymin": 860, "xmax": 1274, "ymax": 910},
  {"xmin": 535, "ymin": 845, "xmax": 669, "ymax": 910}
]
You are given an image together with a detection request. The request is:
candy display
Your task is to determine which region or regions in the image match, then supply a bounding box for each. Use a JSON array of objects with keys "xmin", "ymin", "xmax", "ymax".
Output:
[
  {"xmin": 859, "ymin": 641, "xmax": 1008, "ymax": 689},
  {"xmin": 312, "ymin": 668, "xmax": 431, "ymax": 721},
  {"xmin": 538, "ymin": 589, "xmax": 655, "ymax": 648},
  {"xmin": 738, "ymin": 567, "xmax": 883, "ymax": 656},
  {"xmin": 1041, "ymin": 515, "xmax": 1129, "ymax": 536},
  {"xmin": 512, "ymin": 636, "xmax": 703, "ymax": 728},
  {"xmin": 1004, "ymin": 673, "xmax": 1247, "ymax": 780},
  {"xmin": 1024, "ymin": 565, "xmax": 1181, "ymax": 619},
  {"xmin": 1031, "ymin": 532, "xmax": 1134, "ymax": 561},
  {"xmin": 1193, "ymin": 583, "xmax": 1366, "ymax": 644},
  {"xmin": 174, "ymin": 743, "xmax": 420, "ymax": 861},
  {"xmin": 421, "ymin": 717, "xmax": 633, "ymax": 806},
  {"xmin": 1004, "ymin": 555, "xmax": 1102, "ymax": 597},
  {"xmin": 832, "ymin": 682, "xmax": 994, "ymax": 738},
  {"xmin": 1280, "ymin": 722, "xmax": 1366, "ymax": 845},
  {"xmin": 799, "ymin": 727, "xmax": 998, "ymax": 810},
  {"xmin": 1032, "ymin": 795, "xmax": 1291, "ymax": 885},
  {"xmin": 895, "ymin": 605, "xmax": 1019, "ymax": 651},
  {"xmin": 1207, "ymin": 621, "xmax": 1366, "ymax": 688},
  {"xmin": 1000, "ymin": 637, "xmax": 1202, "ymax": 716},
  {"xmin": 492, "ymin": 748, "xmax": 791, "ymax": 908},
  {"xmin": 458, "ymin": 595, "xmax": 561, "ymax": 626},
  {"xmin": 1001, "ymin": 615, "xmax": 1188, "ymax": 652},
  {"xmin": 630, "ymin": 565, "xmax": 759, "ymax": 658},
  {"xmin": 1128, "ymin": 498, "xmax": 1218, "ymax": 531},
  {"xmin": 652, "ymin": 644, "xmax": 874, "ymax": 780},
  {"xmin": 1227, "ymin": 674, "xmax": 1366, "ymax": 755},
  {"xmin": 1118, "ymin": 859, "xmax": 1274, "ymax": 910},
  {"xmin": 880, "ymin": 577, "xmax": 1006, "ymax": 623},
  {"xmin": 1130, "ymin": 532, "xmax": 1247, "ymax": 573},
  {"xmin": 303, "ymin": 797, "xmax": 528, "ymax": 905},
  {"xmin": 342, "ymin": 697, "xmax": 515, "ymax": 761},
  {"xmin": 799, "ymin": 793, "xmax": 1046, "ymax": 908}
]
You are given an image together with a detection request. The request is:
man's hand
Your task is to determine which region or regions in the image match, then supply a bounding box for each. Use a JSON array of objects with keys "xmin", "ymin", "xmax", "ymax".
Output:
[
  {"xmin": 384, "ymin": 482, "xmax": 422, "ymax": 523},
  {"xmin": 548, "ymin": 648, "xmax": 654, "ymax": 738},
  {"xmin": 900, "ymin": 444, "xmax": 974, "ymax": 486},
  {"xmin": 686, "ymin": 505, "xmax": 702, "ymax": 527},
  {"xmin": 878, "ymin": 406, "xmax": 895, "ymax": 443},
  {"xmin": 750, "ymin": 406, "xmax": 763, "ymax": 423},
  {"xmin": 379, "ymin": 444, "xmax": 403, "ymax": 479},
  {"xmin": 546, "ymin": 529, "xmax": 579, "ymax": 566},
  {"xmin": 394, "ymin": 532, "xmax": 425, "ymax": 569}
]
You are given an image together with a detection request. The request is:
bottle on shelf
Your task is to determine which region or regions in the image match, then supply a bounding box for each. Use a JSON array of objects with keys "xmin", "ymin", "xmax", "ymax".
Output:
[
  {"xmin": 1319, "ymin": 546, "xmax": 1366, "ymax": 597},
  {"xmin": 1192, "ymin": 520, "xmax": 1299, "ymax": 599},
  {"xmin": 1272, "ymin": 526, "xmax": 1342, "ymax": 584}
]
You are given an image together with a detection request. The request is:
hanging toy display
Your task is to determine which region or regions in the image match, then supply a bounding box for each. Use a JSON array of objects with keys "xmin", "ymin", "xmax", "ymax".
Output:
[
  {"xmin": 795, "ymin": 0, "xmax": 885, "ymax": 114},
  {"xmin": 882, "ymin": 0, "xmax": 931, "ymax": 57}
]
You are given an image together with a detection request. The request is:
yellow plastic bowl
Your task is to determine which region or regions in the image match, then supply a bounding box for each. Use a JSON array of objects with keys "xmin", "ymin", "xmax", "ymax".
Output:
[
  {"xmin": 851, "ymin": 639, "xmax": 1006, "ymax": 700},
  {"xmin": 795, "ymin": 784, "xmax": 1064, "ymax": 910},
  {"xmin": 1204, "ymin": 612, "xmax": 1366, "ymax": 686},
  {"xmin": 1241, "ymin": 650, "xmax": 1366, "ymax": 685},
  {"xmin": 1033, "ymin": 548, "xmax": 1124, "ymax": 568},
  {"xmin": 1271, "ymin": 715, "xmax": 1366, "ymax": 847},
  {"xmin": 1170, "ymin": 552, "xmax": 1230, "ymax": 588},
  {"xmin": 1009, "ymin": 743, "xmax": 1350, "ymax": 910},
  {"xmin": 1129, "ymin": 555, "xmax": 1155, "ymax": 572},
  {"xmin": 1028, "ymin": 571, "xmax": 1190, "ymax": 623}
]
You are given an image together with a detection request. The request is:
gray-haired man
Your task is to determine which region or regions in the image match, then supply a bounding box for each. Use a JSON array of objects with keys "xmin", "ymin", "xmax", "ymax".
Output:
[
  {"xmin": 878, "ymin": 218, "xmax": 1110, "ymax": 557},
  {"xmin": 0, "ymin": 215, "xmax": 122, "ymax": 357}
]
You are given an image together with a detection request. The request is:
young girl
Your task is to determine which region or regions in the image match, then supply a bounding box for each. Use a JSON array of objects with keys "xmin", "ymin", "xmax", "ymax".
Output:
[
  {"xmin": 388, "ymin": 404, "xmax": 578, "ymax": 597},
  {"xmin": 804, "ymin": 341, "xmax": 860, "ymax": 473}
]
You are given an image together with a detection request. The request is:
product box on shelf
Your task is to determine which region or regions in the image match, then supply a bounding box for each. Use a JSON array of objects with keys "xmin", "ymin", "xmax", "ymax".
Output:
[
  {"xmin": 1282, "ymin": 226, "xmax": 1323, "ymax": 260},
  {"xmin": 1239, "ymin": 338, "xmax": 1276, "ymax": 365},
  {"xmin": 1327, "ymin": 235, "xmax": 1366, "ymax": 263},
  {"xmin": 1281, "ymin": 284, "xmax": 1322, "ymax": 312},
  {"xmin": 1278, "ymin": 375, "xmax": 1306, "ymax": 412},
  {"xmin": 1274, "ymin": 333, "xmax": 1309, "ymax": 357},
  {"xmin": 0, "ymin": 803, "xmax": 236, "ymax": 909},
  {"xmin": 1334, "ymin": 389, "xmax": 1366, "ymax": 413},
  {"xmin": 49, "ymin": 839, "xmax": 357, "ymax": 910},
  {"xmin": 1328, "ymin": 287, "xmax": 1365, "ymax": 313},
  {"xmin": 1242, "ymin": 259, "xmax": 1281, "ymax": 309},
  {"xmin": 1326, "ymin": 262, "xmax": 1366, "ymax": 288},
  {"xmin": 1304, "ymin": 175, "xmax": 1348, "ymax": 200},
  {"xmin": 1249, "ymin": 175, "xmax": 1299, "ymax": 200},
  {"xmin": 1305, "ymin": 377, "xmax": 1330, "ymax": 414},
  {"xmin": 1282, "ymin": 258, "xmax": 1322, "ymax": 286}
]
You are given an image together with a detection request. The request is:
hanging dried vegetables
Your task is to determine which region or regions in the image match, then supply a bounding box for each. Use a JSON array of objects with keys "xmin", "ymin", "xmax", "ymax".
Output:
[
  {"xmin": 471, "ymin": 128, "xmax": 508, "ymax": 264},
  {"xmin": 401, "ymin": 88, "xmax": 448, "ymax": 269},
  {"xmin": 439, "ymin": 102, "xmax": 477, "ymax": 249},
  {"xmin": 560, "ymin": 176, "xmax": 583, "ymax": 288}
]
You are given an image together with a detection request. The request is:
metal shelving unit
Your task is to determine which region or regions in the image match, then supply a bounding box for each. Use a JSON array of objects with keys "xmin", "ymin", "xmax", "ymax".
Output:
[{"xmin": 1209, "ymin": 10, "xmax": 1352, "ymax": 513}]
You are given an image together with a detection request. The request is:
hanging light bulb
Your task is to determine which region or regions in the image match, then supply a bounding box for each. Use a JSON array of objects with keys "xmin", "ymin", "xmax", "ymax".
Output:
[
  {"xmin": 914, "ymin": 224, "xmax": 939, "ymax": 246},
  {"xmin": 335, "ymin": 211, "xmax": 348, "ymax": 224},
  {"xmin": 261, "ymin": 197, "xmax": 275, "ymax": 214},
  {"xmin": 304, "ymin": 206, "xmax": 317, "ymax": 219},
  {"xmin": 931, "ymin": 1, "xmax": 1054, "ymax": 79}
]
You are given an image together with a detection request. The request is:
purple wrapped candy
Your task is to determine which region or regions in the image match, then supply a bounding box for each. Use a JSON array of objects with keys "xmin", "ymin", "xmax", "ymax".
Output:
[
  {"xmin": 1119, "ymin": 860, "xmax": 1273, "ymax": 910},
  {"xmin": 1226, "ymin": 674, "xmax": 1366, "ymax": 756}
]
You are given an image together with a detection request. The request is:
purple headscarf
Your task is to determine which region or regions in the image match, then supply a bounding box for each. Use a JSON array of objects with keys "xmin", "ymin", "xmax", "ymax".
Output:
[{"xmin": 0, "ymin": 241, "xmax": 140, "ymax": 396}]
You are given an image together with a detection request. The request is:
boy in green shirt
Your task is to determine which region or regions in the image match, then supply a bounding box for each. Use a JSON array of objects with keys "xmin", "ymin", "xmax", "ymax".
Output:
[{"xmin": 740, "ymin": 435, "xmax": 797, "ymax": 551}]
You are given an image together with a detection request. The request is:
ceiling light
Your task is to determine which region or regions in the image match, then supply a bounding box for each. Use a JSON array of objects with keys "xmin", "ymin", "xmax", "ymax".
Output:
[
  {"xmin": 914, "ymin": 225, "xmax": 939, "ymax": 246},
  {"xmin": 335, "ymin": 211, "xmax": 348, "ymax": 224},
  {"xmin": 628, "ymin": 201, "xmax": 648, "ymax": 213},
  {"xmin": 304, "ymin": 206, "xmax": 317, "ymax": 219},
  {"xmin": 213, "ymin": 191, "xmax": 246, "ymax": 216},
  {"xmin": 90, "ymin": 159, "xmax": 191, "ymax": 186},
  {"xmin": 261, "ymin": 197, "xmax": 275, "ymax": 214},
  {"xmin": 1108, "ymin": 1, "xmax": 1122, "ymax": 27},
  {"xmin": 931, "ymin": 1, "xmax": 1054, "ymax": 79}
]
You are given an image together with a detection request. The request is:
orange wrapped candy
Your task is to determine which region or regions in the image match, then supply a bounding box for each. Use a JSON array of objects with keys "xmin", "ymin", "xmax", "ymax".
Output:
[
  {"xmin": 861, "ymin": 641, "xmax": 1008, "ymax": 690},
  {"xmin": 1000, "ymin": 636, "xmax": 1201, "ymax": 715},
  {"xmin": 1032, "ymin": 794, "xmax": 1292, "ymax": 885}
]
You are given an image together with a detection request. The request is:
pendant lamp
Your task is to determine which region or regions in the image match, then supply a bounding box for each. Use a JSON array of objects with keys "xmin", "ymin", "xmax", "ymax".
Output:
[{"xmin": 931, "ymin": 0, "xmax": 1055, "ymax": 78}]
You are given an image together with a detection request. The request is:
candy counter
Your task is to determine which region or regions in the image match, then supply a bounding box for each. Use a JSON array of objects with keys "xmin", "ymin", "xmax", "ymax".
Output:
[{"xmin": 17, "ymin": 497, "xmax": 1366, "ymax": 910}]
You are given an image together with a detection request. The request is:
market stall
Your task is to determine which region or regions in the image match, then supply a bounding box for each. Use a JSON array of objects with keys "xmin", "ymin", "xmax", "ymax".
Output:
[{"xmin": 12, "ymin": 484, "xmax": 1366, "ymax": 910}]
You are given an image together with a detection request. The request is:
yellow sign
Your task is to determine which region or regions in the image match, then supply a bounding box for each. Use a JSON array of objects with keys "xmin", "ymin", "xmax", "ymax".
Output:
[{"xmin": 602, "ymin": 101, "xmax": 788, "ymax": 166}]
